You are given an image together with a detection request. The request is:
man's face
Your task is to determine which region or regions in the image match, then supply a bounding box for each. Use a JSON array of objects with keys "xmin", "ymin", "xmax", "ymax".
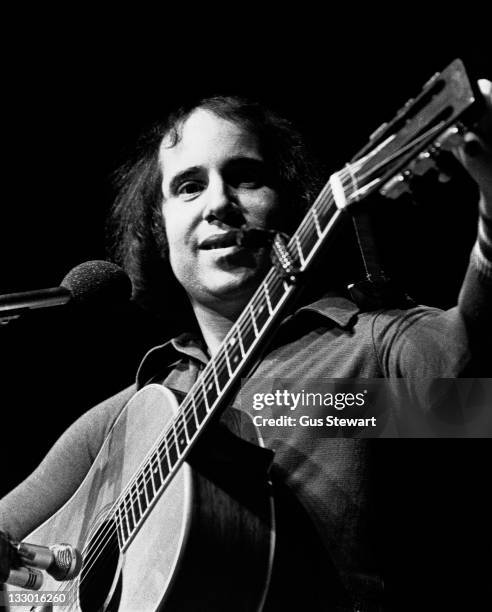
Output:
[{"xmin": 159, "ymin": 109, "xmax": 280, "ymax": 313}]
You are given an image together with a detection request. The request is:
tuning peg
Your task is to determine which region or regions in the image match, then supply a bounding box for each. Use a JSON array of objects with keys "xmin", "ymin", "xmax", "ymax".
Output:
[
  {"xmin": 433, "ymin": 123, "xmax": 466, "ymax": 151},
  {"xmin": 410, "ymin": 150, "xmax": 438, "ymax": 176},
  {"xmin": 437, "ymin": 170, "xmax": 452, "ymax": 183},
  {"xmin": 380, "ymin": 169, "xmax": 413, "ymax": 200}
]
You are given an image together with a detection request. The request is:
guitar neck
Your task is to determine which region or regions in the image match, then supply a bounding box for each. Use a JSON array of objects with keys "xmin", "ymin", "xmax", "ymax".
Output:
[{"xmin": 113, "ymin": 177, "xmax": 346, "ymax": 550}]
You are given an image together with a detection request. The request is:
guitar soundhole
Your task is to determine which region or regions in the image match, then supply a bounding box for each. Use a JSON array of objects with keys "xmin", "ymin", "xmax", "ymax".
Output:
[{"xmin": 78, "ymin": 519, "xmax": 122, "ymax": 611}]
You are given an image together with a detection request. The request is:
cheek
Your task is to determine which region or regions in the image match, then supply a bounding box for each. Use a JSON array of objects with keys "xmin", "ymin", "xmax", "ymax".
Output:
[
  {"xmin": 161, "ymin": 204, "xmax": 181, "ymax": 249},
  {"xmin": 161, "ymin": 203, "xmax": 197, "ymax": 275},
  {"xmin": 255, "ymin": 190, "xmax": 280, "ymax": 225}
]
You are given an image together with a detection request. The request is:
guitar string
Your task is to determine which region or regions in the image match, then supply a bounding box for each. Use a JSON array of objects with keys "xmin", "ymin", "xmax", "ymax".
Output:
[
  {"xmin": 345, "ymin": 121, "xmax": 447, "ymax": 198},
  {"xmin": 55, "ymin": 139, "xmax": 418, "ymax": 601},
  {"xmin": 52, "ymin": 164, "xmax": 372, "ymax": 604}
]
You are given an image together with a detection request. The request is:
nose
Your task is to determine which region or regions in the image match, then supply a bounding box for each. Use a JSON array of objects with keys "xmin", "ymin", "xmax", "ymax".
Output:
[{"xmin": 202, "ymin": 175, "xmax": 237, "ymax": 224}]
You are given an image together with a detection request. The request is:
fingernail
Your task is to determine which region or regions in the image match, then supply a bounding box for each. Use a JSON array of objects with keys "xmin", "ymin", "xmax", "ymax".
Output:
[{"xmin": 464, "ymin": 140, "xmax": 483, "ymax": 157}]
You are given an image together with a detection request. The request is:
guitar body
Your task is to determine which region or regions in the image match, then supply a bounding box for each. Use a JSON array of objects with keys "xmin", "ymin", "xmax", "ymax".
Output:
[{"xmin": 7, "ymin": 385, "xmax": 275, "ymax": 611}]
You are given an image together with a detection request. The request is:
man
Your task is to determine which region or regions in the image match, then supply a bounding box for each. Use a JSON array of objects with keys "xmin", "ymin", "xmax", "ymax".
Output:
[{"xmin": 1, "ymin": 83, "xmax": 491, "ymax": 610}]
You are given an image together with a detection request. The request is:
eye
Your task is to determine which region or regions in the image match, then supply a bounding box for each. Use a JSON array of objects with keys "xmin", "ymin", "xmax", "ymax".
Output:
[
  {"xmin": 227, "ymin": 160, "xmax": 267, "ymax": 189},
  {"xmin": 177, "ymin": 180, "xmax": 204, "ymax": 197},
  {"xmin": 233, "ymin": 170, "xmax": 263, "ymax": 188}
]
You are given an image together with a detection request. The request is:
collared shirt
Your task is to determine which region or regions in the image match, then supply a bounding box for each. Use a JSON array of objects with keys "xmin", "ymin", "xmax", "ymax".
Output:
[{"xmin": 132, "ymin": 291, "xmax": 479, "ymax": 606}]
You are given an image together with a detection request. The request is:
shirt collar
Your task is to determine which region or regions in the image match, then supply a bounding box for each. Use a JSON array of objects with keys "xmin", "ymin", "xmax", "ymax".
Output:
[
  {"xmin": 136, "ymin": 294, "xmax": 359, "ymax": 389},
  {"xmin": 295, "ymin": 294, "xmax": 359, "ymax": 327},
  {"xmin": 136, "ymin": 332, "xmax": 208, "ymax": 389}
]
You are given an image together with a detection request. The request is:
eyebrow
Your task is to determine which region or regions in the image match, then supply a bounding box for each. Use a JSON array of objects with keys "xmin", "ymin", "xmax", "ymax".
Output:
[{"xmin": 166, "ymin": 155, "xmax": 266, "ymax": 195}]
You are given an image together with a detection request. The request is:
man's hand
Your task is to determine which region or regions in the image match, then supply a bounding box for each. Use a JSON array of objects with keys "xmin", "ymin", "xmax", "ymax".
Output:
[
  {"xmin": 0, "ymin": 530, "xmax": 15, "ymax": 584},
  {"xmin": 455, "ymin": 79, "xmax": 492, "ymax": 216}
]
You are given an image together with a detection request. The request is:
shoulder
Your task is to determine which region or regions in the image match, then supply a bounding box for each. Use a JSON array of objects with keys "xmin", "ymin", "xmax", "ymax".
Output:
[{"xmin": 369, "ymin": 303, "xmax": 465, "ymax": 343}]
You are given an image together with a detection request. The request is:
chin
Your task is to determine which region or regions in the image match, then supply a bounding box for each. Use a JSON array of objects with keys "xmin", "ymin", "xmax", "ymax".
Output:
[{"xmin": 204, "ymin": 268, "xmax": 263, "ymax": 302}]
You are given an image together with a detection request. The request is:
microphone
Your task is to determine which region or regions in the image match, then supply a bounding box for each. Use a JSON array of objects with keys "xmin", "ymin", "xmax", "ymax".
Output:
[
  {"xmin": 2, "ymin": 541, "xmax": 82, "ymax": 591},
  {"xmin": 4, "ymin": 567, "xmax": 43, "ymax": 590},
  {"xmin": 16, "ymin": 542, "xmax": 83, "ymax": 581},
  {"xmin": 236, "ymin": 227, "xmax": 277, "ymax": 249},
  {"xmin": 0, "ymin": 260, "xmax": 132, "ymax": 321}
]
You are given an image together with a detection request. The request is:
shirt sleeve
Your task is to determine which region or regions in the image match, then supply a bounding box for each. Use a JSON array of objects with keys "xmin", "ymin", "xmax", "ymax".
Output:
[
  {"xmin": 0, "ymin": 385, "xmax": 135, "ymax": 541},
  {"xmin": 371, "ymin": 268, "xmax": 490, "ymax": 420},
  {"xmin": 457, "ymin": 215, "xmax": 492, "ymax": 333}
]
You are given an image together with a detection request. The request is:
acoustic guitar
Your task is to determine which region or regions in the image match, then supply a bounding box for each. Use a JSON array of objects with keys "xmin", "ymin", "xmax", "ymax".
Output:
[{"xmin": 4, "ymin": 58, "xmax": 483, "ymax": 611}]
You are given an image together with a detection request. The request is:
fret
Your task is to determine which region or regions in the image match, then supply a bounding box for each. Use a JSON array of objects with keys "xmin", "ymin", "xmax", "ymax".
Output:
[
  {"xmin": 184, "ymin": 402, "xmax": 198, "ymax": 439},
  {"xmin": 158, "ymin": 445, "xmax": 171, "ymax": 480},
  {"xmin": 249, "ymin": 303, "xmax": 259, "ymax": 336},
  {"xmin": 294, "ymin": 234, "xmax": 305, "ymax": 266},
  {"xmin": 160, "ymin": 435, "xmax": 173, "ymax": 474},
  {"xmin": 190, "ymin": 394, "xmax": 200, "ymax": 429},
  {"xmin": 311, "ymin": 206, "xmax": 322, "ymax": 237},
  {"xmin": 211, "ymin": 359, "xmax": 221, "ymax": 393},
  {"xmin": 236, "ymin": 325, "xmax": 246, "ymax": 357},
  {"xmin": 173, "ymin": 419, "xmax": 188, "ymax": 455},
  {"xmin": 119, "ymin": 505, "xmax": 130, "ymax": 544},
  {"xmin": 298, "ymin": 217, "xmax": 318, "ymax": 255},
  {"xmin": 315, "ymin": 193, "xmax": 334, "ymax": 225},
  {"xmin": 223, "ymin": 343, "xmax": 233, "ymax": 377},
  {"xmin": 199, "ymin": 377, "xmax": 210, "ymax": 412},
  {"xmin": 226, "ymin": 332, "xmax": 242, "ymax": 372},
  {"xmin": 134, "ymin": 476, "xmax": 144, "ymax": 518},
  {"xmin": 202, "ymin": 371, "xmax": 218, "ymax": 410},
  {"xmin": 177, "ymin": 412, "xmax": 190, "ymax": 449},
  {"xmin": 240, "ymin": 310, "xmax": 256, "ymax": 354},
  {"xmin": 136, "ymin": 472, "xmax": 149, "ymax": 513},
  {"xmin": 251, "ymin": 298, "xmax": 269, "ymax": 331},
  {"xmin": 124, "ymin": 498, "xmax": 135, "ymax": 534},
  {"xmin": 151, "ymin": 451, "xmax": 163, "ymax": 490},
  {"xmin": 114, "ymin": 506, "xmax": 126, "ymax": 548},
  {"xmin": 263, "ymin": 281, "xmax": 273, "ymax": 315},
  {"xmin": 165, "ymin": 428, "xmax": 179, "ymax": 467},
  {"xmin": 143, "ymin": 463, "xmax": 155, "ymax": 502},
  {"xmin": 130, "ymin": 483, "xmax": 141, "ymax": 523},
  {"xmin": 193, "ymin": 389, "xmax": 207, "ymax": 424},
  {"xmin": 122, "ymin": 505, "xmax": 131, "ymax": 542},
  {"xmin": 269, "ymin": 275, "xmax": 286, "ymax": 308},
  {"xmin": 213, "ymin": 355, "xmax": 230, "ymax": 400}
]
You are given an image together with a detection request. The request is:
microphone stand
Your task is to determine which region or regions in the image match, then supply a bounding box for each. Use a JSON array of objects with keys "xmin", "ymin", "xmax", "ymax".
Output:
[{"xmin": 0, "ymin": 288, "xmax": 71, "ymax": 326}]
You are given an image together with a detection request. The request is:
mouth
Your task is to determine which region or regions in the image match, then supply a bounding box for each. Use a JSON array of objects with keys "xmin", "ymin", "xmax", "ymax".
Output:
[{"xmin": 199, "ymin": 231, "xmax": 241, "ymax": 250}]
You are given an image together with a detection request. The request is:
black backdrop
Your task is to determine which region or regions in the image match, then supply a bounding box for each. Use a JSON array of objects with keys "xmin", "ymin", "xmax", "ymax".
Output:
[{"xmin": 0, "ymin": 15, "xmax": 491, "ymax": 609}]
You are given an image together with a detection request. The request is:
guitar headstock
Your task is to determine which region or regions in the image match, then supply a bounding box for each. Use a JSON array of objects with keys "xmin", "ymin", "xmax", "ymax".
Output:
[{"xmin": 341, "ymin": 59, "xmax": 483, "ymax": 205}]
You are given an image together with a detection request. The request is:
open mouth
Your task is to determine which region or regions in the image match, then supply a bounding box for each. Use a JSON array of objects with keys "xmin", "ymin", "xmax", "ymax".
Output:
[{"xmin": 199, "ymin": 232, "xmax": 240, "ymax": 250}]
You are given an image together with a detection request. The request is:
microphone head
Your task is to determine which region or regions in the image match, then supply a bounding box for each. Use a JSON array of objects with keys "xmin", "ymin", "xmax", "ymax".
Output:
[{"xmin": 60, "ymin": 260, "xmax": 132, "ymax": 307}]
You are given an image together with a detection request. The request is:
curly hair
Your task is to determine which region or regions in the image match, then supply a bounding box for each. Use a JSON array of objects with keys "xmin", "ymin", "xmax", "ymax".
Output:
[{"xmin": 107, "ymin": 95, "xmax": 323, "ymax": 318}]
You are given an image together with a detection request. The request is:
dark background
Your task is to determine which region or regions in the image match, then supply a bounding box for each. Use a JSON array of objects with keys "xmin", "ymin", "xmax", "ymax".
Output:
[{"xmin": 0, "ymin": 13, "xmax": 490, "ymax": 609}]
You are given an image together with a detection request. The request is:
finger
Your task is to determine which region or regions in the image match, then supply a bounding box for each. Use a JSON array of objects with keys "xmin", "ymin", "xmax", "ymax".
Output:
[{"xmin": 477, "ymin": 79, "xmax": 492, "ymax": 100}]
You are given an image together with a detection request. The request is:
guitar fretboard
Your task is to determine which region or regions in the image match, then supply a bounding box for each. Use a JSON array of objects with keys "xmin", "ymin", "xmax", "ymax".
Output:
[{"xmin": 113, "ymin": 176, "xmax": 349, "ymax": 549}]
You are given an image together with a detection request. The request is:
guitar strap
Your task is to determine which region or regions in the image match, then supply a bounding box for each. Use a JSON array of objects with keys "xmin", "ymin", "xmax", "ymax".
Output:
[{"xmin": 349, "ymin": 209, "xmax": 415, "ymax": 310}]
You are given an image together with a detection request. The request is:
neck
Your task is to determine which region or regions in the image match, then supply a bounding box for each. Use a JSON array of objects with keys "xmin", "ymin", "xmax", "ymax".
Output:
[{"xmin": 191, "ymin": 298, "xmax": 244, "ymax": 357}]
